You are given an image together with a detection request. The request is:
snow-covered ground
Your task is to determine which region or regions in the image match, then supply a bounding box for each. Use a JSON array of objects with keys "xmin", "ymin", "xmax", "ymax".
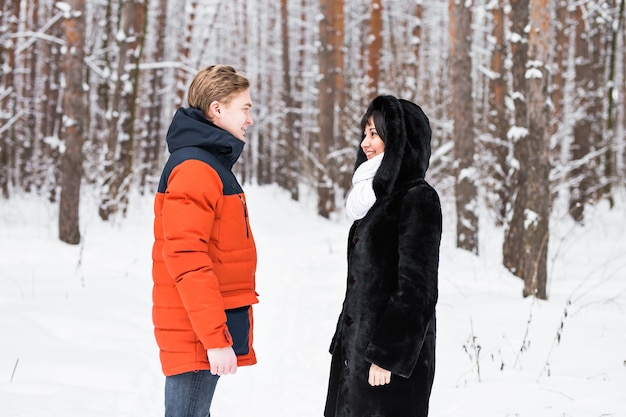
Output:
[{"xmin": 1, "ymin": 184, "xmax": 625, "ymax": 416}]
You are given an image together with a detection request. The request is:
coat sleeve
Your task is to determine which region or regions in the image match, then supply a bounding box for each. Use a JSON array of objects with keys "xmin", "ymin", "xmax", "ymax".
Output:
[
  {"xmin": 161, "ymin": 159, "xmax": 233, "ymax": 350},
  {"xmin": 363, "ymin": 184, "xmax": 442, "ymax": 378}
]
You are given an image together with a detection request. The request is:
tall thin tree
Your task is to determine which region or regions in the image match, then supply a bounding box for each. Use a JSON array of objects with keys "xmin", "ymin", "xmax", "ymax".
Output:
[
  {"xmin": 0, "ymin": 0, "xmax": 20, "ymax": 199},
  {"xmin": 550, "ymin": 0, "xmax": 570, "ymax": 205},
  {"xmin": 19, "ymin": 0, "xmax": 40, "ymax": 192},
  {"xmin": 316, "ymin": 0, "xmax": 342, "ymax": 218},
  {"xmin": 99, "ymin": 0, "xmax": 147, "ymax": 220},
  {"xmin": 39, "ymin": 4, "xmax": 65, "ymax": 202},
  {"xmin": 402, "ymin": 1, "xmax": 423, "ymax": 100},
  {"xmin": 503, "ymin": 0, "xmax": 530, "ymax": 278},
  {"xmin": 486, "ymin": 1, "xmax": 510, "ymax": 225},
  {"xmin": 603, "ymin": 0, "xmax": 625, "ymax": 206},
  {"xmin": 569, "ymin": 3, "xmax": 606, "ymax": 222},
  {"xmin": 59, "ymin": 0, "xmax": 87, "ymax": 244},
  {"xmin": 330, "ymin": 0, "xmax": 351, "ymax": 195},
  {"xmin": 367, "ymin": 0, "xmax": 382, "ymax": 100},
  {"xmin": 449, "ymin": 0, "xmax": 479, "ymax": 254},
  {"xmin": 551, "ymin": 0, "xmax": 569, "ymax": 138},
  {"xmin": 280, "ymin": 0, "xmax": 300, "ymax": 200},
  {"xmin": 140, "ymin": 0, "xmax": 169, "ymax": 194},
  {"xmin": 521, "ymin": 0, "xmax": 551, "ymax": 299}
]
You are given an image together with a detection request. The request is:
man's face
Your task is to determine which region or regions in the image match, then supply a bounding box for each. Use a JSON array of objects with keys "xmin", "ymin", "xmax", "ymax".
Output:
[{"xmin": 212, "ymin": 89, "xmax": 254, "ymax": 141}]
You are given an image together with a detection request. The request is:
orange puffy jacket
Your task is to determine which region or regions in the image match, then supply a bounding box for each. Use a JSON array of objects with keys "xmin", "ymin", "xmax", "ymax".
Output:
[{"xmin": 152, "ymin": 107, "xmax": 258, "ymax": 376}]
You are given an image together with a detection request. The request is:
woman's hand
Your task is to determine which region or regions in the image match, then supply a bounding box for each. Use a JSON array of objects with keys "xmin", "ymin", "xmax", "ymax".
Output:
[
  {"xmin": 368, "ymin": 363, "xmax": 391, "ymax": 386},
  {"xmin": 207, "ymin": 347, "xmax": 237, "ymax": 376}
]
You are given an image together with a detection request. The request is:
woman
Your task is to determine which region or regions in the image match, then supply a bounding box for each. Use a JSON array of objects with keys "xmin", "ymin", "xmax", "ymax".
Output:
[{"xmin": 324, "ymin": 95, "xmax": 442, "ymax": 417}]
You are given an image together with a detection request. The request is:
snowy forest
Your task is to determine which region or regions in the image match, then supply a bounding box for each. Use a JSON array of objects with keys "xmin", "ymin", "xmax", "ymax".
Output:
[{"xmin": 1, "ymin": 0, "xmax": 625, "ymax": 300}]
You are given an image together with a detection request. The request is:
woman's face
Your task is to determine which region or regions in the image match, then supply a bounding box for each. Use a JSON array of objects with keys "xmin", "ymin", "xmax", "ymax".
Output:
[{"xmin": 361, "ymin": 116, "xmax": 385, "ymax": 159}]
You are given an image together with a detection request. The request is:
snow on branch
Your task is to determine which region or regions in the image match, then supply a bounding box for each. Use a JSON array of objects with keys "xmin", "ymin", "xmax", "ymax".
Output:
[
  {"xmin": 507, "ymin": 126, "xmax": 528, "ymax": 142},
  {"xmin": 14, "ymin": 11, "xmax": 66, "ymax": 55},
  {"xmin": 0, "ymin": 109, "xmax": 27, "ymax": 135}
]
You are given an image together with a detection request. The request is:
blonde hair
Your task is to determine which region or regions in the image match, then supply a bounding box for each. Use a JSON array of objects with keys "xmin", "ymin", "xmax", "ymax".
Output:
[{"xmin": 187, "ymin": 65, "xmax": 250, "ymax": 119}]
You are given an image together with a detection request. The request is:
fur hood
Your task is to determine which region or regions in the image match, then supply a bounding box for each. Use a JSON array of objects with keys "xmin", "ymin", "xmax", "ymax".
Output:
[{"xmin": 354, "ymin": 95, "xmax": 432, "ymax": 199}]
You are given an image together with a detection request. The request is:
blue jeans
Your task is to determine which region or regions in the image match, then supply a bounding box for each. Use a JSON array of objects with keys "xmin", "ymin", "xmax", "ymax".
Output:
[{"xmin": 165, "ymin": 371, "xmax": 220, "ymax": 417}]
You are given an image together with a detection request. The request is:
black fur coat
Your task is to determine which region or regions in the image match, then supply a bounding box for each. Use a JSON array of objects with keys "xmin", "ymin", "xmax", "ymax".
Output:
[{"xmin": 325, "ymin": 96, "xmax": 442, "ymax": 417}]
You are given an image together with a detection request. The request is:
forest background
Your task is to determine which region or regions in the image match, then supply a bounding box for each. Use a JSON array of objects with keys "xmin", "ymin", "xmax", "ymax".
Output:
[{"xmin": 1, "ymin": 0, "xmax": 625, "ymax": 300}]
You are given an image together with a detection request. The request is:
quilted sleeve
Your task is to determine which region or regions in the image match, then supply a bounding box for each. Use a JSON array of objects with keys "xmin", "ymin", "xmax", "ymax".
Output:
[{"xmin": 161, "ymin": 159, "xmax": 233, "ymax": 350}]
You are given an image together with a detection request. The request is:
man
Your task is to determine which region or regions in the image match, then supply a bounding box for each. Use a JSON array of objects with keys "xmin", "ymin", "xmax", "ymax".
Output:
[{"xmin": 152, "ymin": 65, "xmax": 258, "ymax": 416}]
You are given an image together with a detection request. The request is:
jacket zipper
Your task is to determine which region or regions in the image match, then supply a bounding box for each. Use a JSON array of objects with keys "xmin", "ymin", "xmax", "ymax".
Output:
[{"xmin": 238, "ymin": 195, "xmax": 250, "ymax": 238}]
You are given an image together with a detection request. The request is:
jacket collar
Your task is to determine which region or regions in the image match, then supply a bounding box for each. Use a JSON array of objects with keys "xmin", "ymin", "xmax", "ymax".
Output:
[{"xmin": 165, "ymin": 107, "xmax": 245, "ymax": 169}]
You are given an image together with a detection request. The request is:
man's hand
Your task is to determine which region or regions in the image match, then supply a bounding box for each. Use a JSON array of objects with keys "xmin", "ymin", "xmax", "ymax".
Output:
[
  {"xmin": 207, "ymin": 347, "xmax": 237, "ymax": 376},
  {"xmin": 368, "ymin": 363, "xmax": 391, "ymax": 386}
]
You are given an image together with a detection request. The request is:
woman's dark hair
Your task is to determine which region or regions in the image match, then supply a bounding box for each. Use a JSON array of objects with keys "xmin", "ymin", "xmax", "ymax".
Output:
[{"xmin": 360, "ymin": 108, "xmax": 387, "ymax": 142}]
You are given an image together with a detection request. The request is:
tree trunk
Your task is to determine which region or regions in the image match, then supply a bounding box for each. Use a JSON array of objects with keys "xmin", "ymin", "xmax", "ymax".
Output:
[
  {"xmin": 326, "ymin": 0, "xmax": 352, "ymax": 196},
  {"xmin": 622, "ymin": 1, "xmax": 626, "ymax": 181},
  {"xmin": 367, "ymin": 0, "xmax": 382, "ymax": 99},
  {"xmin": 40, "ymin": 10, "xmax": 64, "ymax": 203},
  {"xmin": 280, "ymin": 0, "xmax": 299, "ymax": 200},
  {"xmin": 117, "ymin": 0, "xmax": 146, "ymax": 203},
  {"xmin": 256, "ymin": 3, "xmax": 276, "ymax": 186},
  {"xmin": 503, "ymin": 0, "xmax": 530, "ymax": 277},
  {"xmin": 602, "ymin": 0, "xmax": 625, "ymax": 207},
  {"xmin": 588, "ymin": 3, "xmax": 608, "ymax": 204},
  {"xmin": 0, "ymin": 0, "xmax": 20, "ymax": 199},
  {"xmin": 59, "ymin": 0, "xmax": 87, "ymax": 245},
  {"xmin": 551, "ymin": 0, "xmax": 568, "ymax": 137},
  {"xmin": 522, "ymin": 0, "xmax": 551, "ymax": 299},
  {"xmin": 296, "ymin": 0, "xmax": 313, "ymax": 189},
  {"xmin": 99, "ymin": 0, "xmax": 147, "ymax": 220},
  {"xmin": 140, "ymin": 0, "xmax": 168, "ymax": 194},
  {"xmin": 20, "ymin": 0, "xmax": 39, "ymax": 192},
  {"xmin": 449, "ymin": 0, "xmax": 479, "ymax": 254},
  {"xmin": 316, "ymin": 0, "xmax": 339, "ymax": 218},
  {"xmin": 550, "ymin": 0, "xmax": 570, "ymax": 204},
  {"xmin": 399, "ymin": 2, "xmax": 422, "ymax": 100},
  {"xmin": 569, "ymin": 4, "xmax": 605, "ymax": 222},
  {"xmin": 486, "ymin": 1, "xmax": 510, "ymax": 225},
  {"xmin": 176, "ymin": 0, "xmax": 197, "ymax": 106}
]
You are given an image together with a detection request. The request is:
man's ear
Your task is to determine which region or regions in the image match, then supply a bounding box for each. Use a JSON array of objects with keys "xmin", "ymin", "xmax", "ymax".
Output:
[{"xmin": 207, "ymin": 100, "xmax": 221, "ymax": 120}]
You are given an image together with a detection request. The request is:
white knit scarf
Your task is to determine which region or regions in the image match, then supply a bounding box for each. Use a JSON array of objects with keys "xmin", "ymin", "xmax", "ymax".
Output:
[{"xmin": 345, "ymin": 152, "xmax": 384, "ymax": 221}]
